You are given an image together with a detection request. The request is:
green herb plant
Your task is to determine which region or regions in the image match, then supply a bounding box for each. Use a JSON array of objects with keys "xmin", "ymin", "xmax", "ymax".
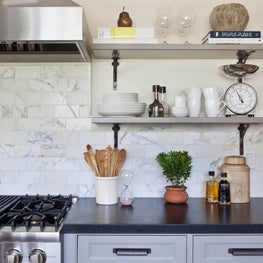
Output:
[{"xmin": 156, "ymin": 150, "xmax": 192, "ymax": 187}]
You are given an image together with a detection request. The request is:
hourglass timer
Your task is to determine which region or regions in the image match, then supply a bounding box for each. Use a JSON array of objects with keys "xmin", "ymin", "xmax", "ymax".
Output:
[{"xmin": 120, "ymin": 170, "xmax": 134, "ymax": 206}]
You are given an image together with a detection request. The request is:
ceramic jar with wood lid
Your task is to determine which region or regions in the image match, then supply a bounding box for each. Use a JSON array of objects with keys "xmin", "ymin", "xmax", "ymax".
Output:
[{"xmin": 220, "ymin": 156, "xmax": 250, "ymax": 203}]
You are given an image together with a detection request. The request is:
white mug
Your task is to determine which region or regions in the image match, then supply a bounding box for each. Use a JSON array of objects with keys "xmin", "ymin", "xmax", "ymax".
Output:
[
  {"xmin": 202, "ymin": 86, "xmax": 224, "ymax": 100},
  {"xmin": 205, "ymin": 98, "xmax": 226, "ymax": 117},
  {"xmin": 187, "ymin": 97, "xmax": 201, "ymax": 117}
]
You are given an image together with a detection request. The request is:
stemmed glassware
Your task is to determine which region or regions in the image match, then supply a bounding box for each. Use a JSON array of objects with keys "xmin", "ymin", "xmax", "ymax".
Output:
[
  {"xmin": 155, "ymin": 5, "xmax": 174, "ymax": 43},
  {"xmin": 175, "ymin": 6, "xmax": 196, "ymax": 43}
]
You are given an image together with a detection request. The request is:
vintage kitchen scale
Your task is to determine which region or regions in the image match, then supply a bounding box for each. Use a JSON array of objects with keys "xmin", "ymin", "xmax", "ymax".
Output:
[{"xmin": 220, "ymin": 50, "xmax": 259, "ymax": 117}]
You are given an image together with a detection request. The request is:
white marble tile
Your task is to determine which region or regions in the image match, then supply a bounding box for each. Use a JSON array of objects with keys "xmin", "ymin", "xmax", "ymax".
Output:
[
  {"xmin": 0, "ymin": 92, "xmax": 15, "ymax": 104},
  {"xmin": 54, "ymin": 105, "xmax": 80, "ymax": 118},
  {"xmin": 41, "ymin": 92, "xmax": 66, "ymax": 105},
  {"xmin": 66, "ymin": 118, "xmax": 91, "ymax": 131},
  {"xmin": 0, "ymin": 64, "xmax": 262, "ymax": 198},
  {"xmin": 0, "ymin": 67, "xmax": 15, "ymax": 78}
]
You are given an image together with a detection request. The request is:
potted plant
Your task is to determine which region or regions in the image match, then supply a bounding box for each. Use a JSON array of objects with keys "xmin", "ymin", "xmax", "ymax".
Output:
[{"xmin": 156, "ymin": 150, "xmax": 192, "ymax": 204}]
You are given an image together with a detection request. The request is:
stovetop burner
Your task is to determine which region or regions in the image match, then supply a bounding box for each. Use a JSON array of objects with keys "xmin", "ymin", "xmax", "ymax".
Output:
[{"xmin": 0, "ymin": 195, "xmax": 73, "ymax": 230}]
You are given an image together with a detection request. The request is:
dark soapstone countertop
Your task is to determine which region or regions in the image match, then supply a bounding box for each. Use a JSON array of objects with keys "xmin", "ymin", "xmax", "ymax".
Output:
[{"xmin": 63, "ymin": 198, "xmax": 263, "ymax": 234}]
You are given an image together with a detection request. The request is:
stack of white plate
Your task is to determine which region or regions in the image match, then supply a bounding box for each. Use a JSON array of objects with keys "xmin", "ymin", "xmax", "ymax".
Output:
[{"xmin": 98, "ymin": 93, "xmax": 146, "ymax": 117}]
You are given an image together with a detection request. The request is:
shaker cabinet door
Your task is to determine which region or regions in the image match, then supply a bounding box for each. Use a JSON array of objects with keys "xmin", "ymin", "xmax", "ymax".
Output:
[
  {"xmin": 78, "ymin": 235, "xmax": 187, "ymax": 263},
  {"xmin": 193, "ymin": 235, "xmax": 263, "ymax": 263}
]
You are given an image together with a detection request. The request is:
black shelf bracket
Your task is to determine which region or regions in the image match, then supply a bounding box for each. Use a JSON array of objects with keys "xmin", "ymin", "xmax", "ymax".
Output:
[
  {"xmin": 112, "ymin": 124, "xmax": 120, "ymax": 148},
  {"xmin": 112, "ymin": 50, "xmax": 120, "ymax": 90},
  {"xmin": 238, "ymin": 123, "xmax": 250, "ymax": 155}
]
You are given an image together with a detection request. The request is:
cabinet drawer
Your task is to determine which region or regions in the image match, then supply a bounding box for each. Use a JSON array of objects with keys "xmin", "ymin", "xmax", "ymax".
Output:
[
  {"xmin": 193, "ymin": 235, "xmax": 263, "ymax": 263},
  {"xmin": 78, "ymin": 235, "xmax": 187, "ymax": 263}
]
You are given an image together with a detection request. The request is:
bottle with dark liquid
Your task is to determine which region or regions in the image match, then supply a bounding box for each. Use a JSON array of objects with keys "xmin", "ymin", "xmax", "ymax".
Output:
[
  {"xmin": 218, "ymin": 172, "xmax": 230, "ymax": 205},
  {"xmin": 148, "ymin": 85, "xmax": 164, "ymax": 117}
]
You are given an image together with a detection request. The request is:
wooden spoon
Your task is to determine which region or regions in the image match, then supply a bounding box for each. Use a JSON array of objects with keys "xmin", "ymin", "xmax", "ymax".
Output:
[
  {"xmin": 110, "ymin": 148, "xmax": 118, "ymax": 177},
  {"xmin": 84, "ymin": 152, "xmax": 96, "ymax": 174},
  {"xmin": 87, "ymin": 144, "xmax": 99, "ymax": 176}
]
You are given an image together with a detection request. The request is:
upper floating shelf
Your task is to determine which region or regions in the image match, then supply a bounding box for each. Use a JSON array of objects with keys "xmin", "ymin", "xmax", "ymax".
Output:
[{"xmin": 91, "ymin": 44, "xmax": 263, "ymax": 59}]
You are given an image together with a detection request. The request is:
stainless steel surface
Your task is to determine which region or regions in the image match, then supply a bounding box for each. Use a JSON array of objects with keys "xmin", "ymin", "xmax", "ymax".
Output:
[
  {"xmin": 0, "ymin": 0, "xmax": 90, "ymax": 62},
  {"xmin": 5, "ymin": 249, "xmax": 23, "ymax": 263},
  {"xmin": 0, "ymin": 195, "xmax": 74, "ymax": 263},
  {"xmin": 1, "ymin": 242, "xmax": 60, "ymax": 263},
  {"xmin": 29, "ymin": 249, "xmax": 47, "ymax": 263}
]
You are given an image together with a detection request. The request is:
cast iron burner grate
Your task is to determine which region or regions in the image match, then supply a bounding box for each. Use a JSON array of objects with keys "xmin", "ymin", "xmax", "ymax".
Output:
[{"xmin": 0, "ymin": 195, "xmax": 73, "ymax": 228}]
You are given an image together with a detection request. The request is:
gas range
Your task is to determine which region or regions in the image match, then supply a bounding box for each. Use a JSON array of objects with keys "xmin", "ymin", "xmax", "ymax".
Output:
[{"xmin": 0, "ymin": 195, "xmax": 74, "ymax": 263}]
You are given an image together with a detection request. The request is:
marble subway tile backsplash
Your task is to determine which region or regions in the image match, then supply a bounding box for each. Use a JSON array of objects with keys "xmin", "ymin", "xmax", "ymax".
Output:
[{"xmin": 0, "ymin": 64, "xmax": 262, "ymax": 197}]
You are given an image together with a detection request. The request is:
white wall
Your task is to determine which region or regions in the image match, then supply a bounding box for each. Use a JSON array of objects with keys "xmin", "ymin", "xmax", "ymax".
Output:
[{"xmin": 0, "ymin": 1, "xmax": 262, "ymax": 198}]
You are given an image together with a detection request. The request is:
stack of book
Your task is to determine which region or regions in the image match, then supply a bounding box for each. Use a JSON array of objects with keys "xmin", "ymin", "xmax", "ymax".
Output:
[
  {"xmin": 93, "ymin": 27, "xmax": 158, "ymax": 44},
  {"xmin": 202, "ymin": 31, "xmax": 262, "ymax": 44}
]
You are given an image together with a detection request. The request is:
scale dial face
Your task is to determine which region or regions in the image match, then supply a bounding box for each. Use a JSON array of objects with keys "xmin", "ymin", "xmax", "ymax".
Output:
[{"xmin": 224, "ymin": 82, "xmax": 257, "ymax": 115}]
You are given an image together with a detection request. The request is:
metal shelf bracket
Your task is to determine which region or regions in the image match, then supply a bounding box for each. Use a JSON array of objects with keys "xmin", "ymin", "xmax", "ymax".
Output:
[
  {"xmin": 112, "ymin": 124, "xmax": 120, "ymax": 148},
  {"xmin": 112, "ymin": 50, "xmax": 119, "ymax": 90},
  {"xmin": 238, "ymin": 123, "xmax": 250, "ymax": 155}
]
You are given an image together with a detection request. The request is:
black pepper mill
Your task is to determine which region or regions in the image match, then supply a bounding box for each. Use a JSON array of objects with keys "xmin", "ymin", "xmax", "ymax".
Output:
[{"xmin": 218, "ymin": 172, "xmax": 231, "ymax": 205}]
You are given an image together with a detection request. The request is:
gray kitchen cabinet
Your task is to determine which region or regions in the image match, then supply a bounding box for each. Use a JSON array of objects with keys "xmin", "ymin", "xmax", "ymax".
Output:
[
  {"xmin": 77, "ymin": 235, "xmax": 187, "ymax": 263},
  {"xmin": 64, "ymin": 234, "xmax": 263, "ymax": 263},
  {"xmin": 193, "ymin": 235, "xmax": 263, "ymax": 263}
]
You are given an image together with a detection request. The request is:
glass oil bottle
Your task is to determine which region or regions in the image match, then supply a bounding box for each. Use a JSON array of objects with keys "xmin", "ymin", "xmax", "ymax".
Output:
[{"xmin": 206, "ymin": 171, "xmax": 218, "ymax": 203}]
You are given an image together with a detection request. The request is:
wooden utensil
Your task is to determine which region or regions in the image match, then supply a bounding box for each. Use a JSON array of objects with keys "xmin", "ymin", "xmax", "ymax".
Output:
[
  {"xmin": 84, "ymin": 152, "xmax": 96, "ymax": 174},
  {"xmin": 110, "ymin": 148, "xmax": 118, "ymax": 177},
  {"xmin": 87, "ymin": 144, "xmax": 99, "ymax": 176}
]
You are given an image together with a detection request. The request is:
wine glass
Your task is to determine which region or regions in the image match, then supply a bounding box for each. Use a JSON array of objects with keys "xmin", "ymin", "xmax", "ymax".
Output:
[
  {"xmin": 155, "ymin": 5, "xmax": 174, "ymax": 44},
  {"xmin": 175, "ymin": 6, "xmax": 196, "ymax": 43}
]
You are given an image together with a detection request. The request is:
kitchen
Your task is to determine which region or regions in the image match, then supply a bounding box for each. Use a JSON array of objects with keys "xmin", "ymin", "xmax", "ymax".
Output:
[{"xmin": 0, "ymin": 0, "xmax": 263, "ymax": 262}]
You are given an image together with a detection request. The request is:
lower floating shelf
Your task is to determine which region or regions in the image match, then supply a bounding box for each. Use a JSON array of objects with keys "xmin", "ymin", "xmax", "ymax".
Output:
[
  {"xmin": 91, "ymin": 116, "xmax": 263, "ymax": 155},
  {"xmin": 91, "ymin": 116, "xmax": 263, "ymax": 124}
]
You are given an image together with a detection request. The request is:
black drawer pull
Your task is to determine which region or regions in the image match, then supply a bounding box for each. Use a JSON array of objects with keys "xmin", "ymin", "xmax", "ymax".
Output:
[
  {"xmin": 113, "ymin": 248, "xmax": 151, "ymax": 256},
  {"xmin": 228, "ymin": 248, "xmax": 263, "ymax": 256}
]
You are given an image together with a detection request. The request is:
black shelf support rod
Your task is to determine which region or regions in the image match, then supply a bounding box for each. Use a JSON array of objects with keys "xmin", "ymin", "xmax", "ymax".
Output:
[
  {"xmin": 112, "ymin": 50, "xmax": 120, "ymax": 90},
  {"xmin": 238, "ymin": 123, "xmax": 250, "ymax": 155},
  {"xmin": 112, "ymin": 124, "xmax": 120, "ymax": 148}
]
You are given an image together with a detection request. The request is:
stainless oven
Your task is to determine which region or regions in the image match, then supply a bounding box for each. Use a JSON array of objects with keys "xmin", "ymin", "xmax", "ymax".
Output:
[{"xmin": 0, "ymin": 195, "xmax": 73, "ymax": 263}]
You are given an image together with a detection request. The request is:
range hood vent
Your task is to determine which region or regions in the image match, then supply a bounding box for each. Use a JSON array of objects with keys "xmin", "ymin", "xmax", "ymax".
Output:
[{"xmin": 0, "ymin": 0, "xmax": 91, "ymax": 62}]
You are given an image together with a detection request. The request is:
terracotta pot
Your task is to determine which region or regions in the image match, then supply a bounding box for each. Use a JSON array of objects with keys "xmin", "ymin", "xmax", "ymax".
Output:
[{"xmin": 164, "ymin": 186, "xmax": 189, "ymax": 204}]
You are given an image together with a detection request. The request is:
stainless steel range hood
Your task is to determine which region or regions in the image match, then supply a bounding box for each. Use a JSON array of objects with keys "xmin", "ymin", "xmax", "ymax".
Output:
[{"xmin": 0, "ymin": 0, "xmax": 91, "ymax": 62}]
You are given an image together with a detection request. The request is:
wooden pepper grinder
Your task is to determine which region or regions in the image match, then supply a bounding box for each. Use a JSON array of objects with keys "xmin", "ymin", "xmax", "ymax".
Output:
[{"xmin": 117, "ymin": 6, "xmax": 132, "ymax": 27}]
